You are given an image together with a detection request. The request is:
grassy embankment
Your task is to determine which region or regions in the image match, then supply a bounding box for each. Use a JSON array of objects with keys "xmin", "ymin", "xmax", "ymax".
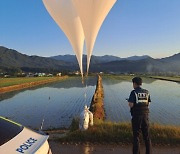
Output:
[
  {"xmin": 103, "ymin": 74, "xmax": 133, "ymax": 81},
  {"xmin": 89, "ymin": 75, "xmax": 105, "ymax": 121},
  {"xmin": 60, "ymin": 121, "xmax": 180, "ymax": 145},
  {"xmin": 0, "ymin": 76, "xmax": 68, "ymax": 93},
  {"xmin": 149, "ymin": 76, "xmax": 180, "ymax": 83},
  {"xmin": 52, "ymin": 75, "xmax": 180, "ymax": 146},
  {"xmin": 102, "ymin": 74, "xmax": 180, "ymax": 83}
]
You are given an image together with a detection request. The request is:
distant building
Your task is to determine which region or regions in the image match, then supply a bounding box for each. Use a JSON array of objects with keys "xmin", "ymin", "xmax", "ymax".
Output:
[
  {"xmin": 109, "ymin": 72, "xmax": 115, "ymax": 75},
  {"xmin": 4, "ymin": 75, "xmax": 10, "ymax": 78},
  {"xmin": 75, "ymin": 71, "xmax": 80, "ymax": 75},
  {"xmin": 38, "ymin": 73, "xmax": 46, "ymax": 77},
  {"xmin": 47, "ymin": 74, "xmax": 53, "ymax": 77},
  {"xmin": 0, "ymin": 73, "xmax": 4, "ymax": 77},
  {"xmin": 17, "ymin": 72, "xmax": 26, "ymax": 77},
  {"xmin": 27, "ymin": 73, "xmax": 35, "ymax": 77},
  {"xmin": 57, "ymin": 73, "xmax": 62, "ymax": 76}
]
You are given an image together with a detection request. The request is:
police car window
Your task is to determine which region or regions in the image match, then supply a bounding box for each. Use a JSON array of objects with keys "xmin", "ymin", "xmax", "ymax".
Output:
[{"xmin": 0, "ymin": 117, "xmax": 23, "ymax": 146}]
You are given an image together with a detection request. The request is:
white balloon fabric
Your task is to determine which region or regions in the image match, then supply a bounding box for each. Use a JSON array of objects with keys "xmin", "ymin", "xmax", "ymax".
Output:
[
  {"xmin": 42, "ymin": 0, "xmax": 85, "ymax": 77},
  {"xmin": 72, "ymin": 0, "xmax": 117, "ymax": 73}
]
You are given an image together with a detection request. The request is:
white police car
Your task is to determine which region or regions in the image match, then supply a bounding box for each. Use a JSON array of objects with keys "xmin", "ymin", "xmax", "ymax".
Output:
[{"xmin": 0, "ymin": 116, "xmax": 52, "ymax": 154}]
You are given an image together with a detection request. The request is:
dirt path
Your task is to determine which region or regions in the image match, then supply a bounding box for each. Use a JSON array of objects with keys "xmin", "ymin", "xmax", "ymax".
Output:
[{"xmin": 49, "ymin": 141, "xmax": 180, "ymax": 154}]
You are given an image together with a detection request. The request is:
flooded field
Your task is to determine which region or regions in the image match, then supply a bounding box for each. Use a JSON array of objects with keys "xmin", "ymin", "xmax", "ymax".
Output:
[
  {"xmin": 0, "ymin": 77, "xmax": 96, "ymax": 130},
  {"xmin": 0, "ymin": 76, "xmax": 179, "ymax": 130},
  {"xmin": 103, "ymin": 77, "xmax": 180, "ymax": 125}
]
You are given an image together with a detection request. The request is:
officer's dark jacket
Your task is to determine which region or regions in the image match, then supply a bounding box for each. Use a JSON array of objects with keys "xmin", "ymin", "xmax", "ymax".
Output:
[{"xmin": 128, "ymin": 87, "xmax": 151, "ymax": 116}]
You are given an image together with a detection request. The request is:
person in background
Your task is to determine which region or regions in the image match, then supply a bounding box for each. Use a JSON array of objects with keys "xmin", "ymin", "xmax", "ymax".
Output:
[{"xmin": 128, "ymin": 77, "xmax": 152, "ymax": 154}]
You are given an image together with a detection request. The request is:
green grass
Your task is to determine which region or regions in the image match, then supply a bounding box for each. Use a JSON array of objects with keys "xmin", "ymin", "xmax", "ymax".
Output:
[
  {"xmin": 150, "ymin": 76, "xmax": 180, "ymax": 82},
  {"xmin": 103, "ymin": 74, "xmax": 134, "ymax": 81},
  {"xmin": 0, "ymin": 77, "xmax": 65, "ymax": 88},
  {"xmin": 58, "ymin": 120, "xmax": 180, "ymax": 145}
]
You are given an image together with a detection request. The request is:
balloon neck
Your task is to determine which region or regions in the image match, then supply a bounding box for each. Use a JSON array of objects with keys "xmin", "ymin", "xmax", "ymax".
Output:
[{"xmin": 81, "ymin": 76, "xmax": 84, "ymax": 85}]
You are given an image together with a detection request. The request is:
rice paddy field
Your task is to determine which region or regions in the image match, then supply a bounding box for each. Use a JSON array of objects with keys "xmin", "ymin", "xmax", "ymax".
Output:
[
  {"xmin": 0, "ymin": 77, "xmax": 97, "ymax": 130},
  {"xmin": 0, "ymin": 75, "xmax": 179, "ymax": 130},
  {"xmin": 103, "ymin": 76, "xmax": 180, "ymax": 125},
  {"xmin": 0, "ymin": 77, "xmax": 60, "ymax": 88}
]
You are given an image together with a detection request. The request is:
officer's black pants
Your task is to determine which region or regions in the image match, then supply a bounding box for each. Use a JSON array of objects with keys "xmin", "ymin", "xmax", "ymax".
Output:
[{"xmin": 132, "ymin": 115, "xmax": 152, "ymax": 154}]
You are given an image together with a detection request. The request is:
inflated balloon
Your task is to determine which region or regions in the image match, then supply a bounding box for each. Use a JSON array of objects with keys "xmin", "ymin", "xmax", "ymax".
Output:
[
  {"xmin": 72, "ymin": 0, "xmax": 117, "ymax": 73},
  {"xmin": 42, "ymin": 0, "xmax": 84, "ymax": 77}
]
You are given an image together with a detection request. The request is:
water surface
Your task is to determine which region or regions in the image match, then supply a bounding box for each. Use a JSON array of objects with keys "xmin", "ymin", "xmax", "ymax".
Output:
[
  {"xmin": 103, "ymin": 77, "xmax": 180, "ymax": 125},
  {"xmin": 0, "ymin": 76, "xmax": 179, "ymax": 130},
  {"xmin": 0, "ymin": 77, "xmax": 96, "ymax": 129}
]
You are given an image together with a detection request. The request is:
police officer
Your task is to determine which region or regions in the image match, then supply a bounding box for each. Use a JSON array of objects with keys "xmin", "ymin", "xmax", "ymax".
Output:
[{"xmin": 128, "ymin": 77, "xmax": 152, "ymax": 154}]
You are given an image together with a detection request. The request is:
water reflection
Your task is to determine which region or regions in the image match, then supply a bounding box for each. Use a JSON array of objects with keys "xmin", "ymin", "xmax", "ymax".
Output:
[
  {"xmin": 103, "ymin": 76, "xmax": 155, "ymax": 85},
  {"xmin": 83, "ymin": 143, "xmax": 94, "ymax": 154},
  {"xmin": 49, "ymin": 77, "xmax": 97, "ymax": 89},
  {"xmin": 0, "ymin": 76, "xmax": 179, "ymax": 129},
  {"xmin": 0, "ymin": 77, "xmax": 96, "ymax": 130},
  {"xmin": 0, "ymin": 77, "xmax": 96, "ymax": 102},
  {"xmin": 103, "ymin": 77, "xmax": 180, "ymax": 126}
]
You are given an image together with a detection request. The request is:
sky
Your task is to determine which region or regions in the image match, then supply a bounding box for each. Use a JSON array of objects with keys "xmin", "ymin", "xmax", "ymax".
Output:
[{"xmin": 0, "ymin": 0, "xmax": 180, "ymax": 58}]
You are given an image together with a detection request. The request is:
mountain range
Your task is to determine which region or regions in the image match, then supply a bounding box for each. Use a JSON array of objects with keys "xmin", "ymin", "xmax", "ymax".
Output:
[
  {"xmin": 0, "ymin": 46, "xmax": 180, "ymax": 74},
  {"xmin": 51, "ymin": 54, "xmax": 151, "ymax": 64}
]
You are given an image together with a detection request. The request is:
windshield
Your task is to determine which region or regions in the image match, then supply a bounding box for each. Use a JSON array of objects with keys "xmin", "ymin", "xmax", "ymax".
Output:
[{"xmin": 0, "ymin": 117, "xmax": 23, "ymax": 146}]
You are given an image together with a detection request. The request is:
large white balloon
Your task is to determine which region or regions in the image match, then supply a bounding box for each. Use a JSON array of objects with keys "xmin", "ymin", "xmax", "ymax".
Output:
[
  {"xmin": 72, "ymin": 0, "xmax": 117, "ymax": 73},
  {"xmin": 42, "ymin": 0, "xmax": 84, "ymax": 77}
]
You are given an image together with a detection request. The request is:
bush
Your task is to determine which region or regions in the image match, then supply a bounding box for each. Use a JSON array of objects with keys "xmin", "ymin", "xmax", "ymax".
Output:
[{"xmin": 69, "ymin": 118, "xmax": 79, "ymax": 132}]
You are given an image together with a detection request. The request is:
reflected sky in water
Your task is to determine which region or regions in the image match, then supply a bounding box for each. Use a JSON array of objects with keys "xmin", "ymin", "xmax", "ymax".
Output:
[
  {"xmin": 103, "ymin": 77, "xmax": 180, "ymax": 125},
  {"xmin": 0, "ymin": 77, "xmax": 96, "ymax": 130},
  {"xmin": 0, "ymin": 76, "xmax": 179, "ymax": 130}
]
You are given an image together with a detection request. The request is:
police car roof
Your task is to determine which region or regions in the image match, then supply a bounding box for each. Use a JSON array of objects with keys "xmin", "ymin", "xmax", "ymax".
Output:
[{"xmin": 0, "ymin": 117, "xmax": 23, "ymax": 146}]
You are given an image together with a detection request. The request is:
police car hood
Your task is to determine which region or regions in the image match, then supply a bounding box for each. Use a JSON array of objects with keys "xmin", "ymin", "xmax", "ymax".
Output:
[{"xmin": 0, "ymin": 127, "xmax": 49, "ymax": 154}]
